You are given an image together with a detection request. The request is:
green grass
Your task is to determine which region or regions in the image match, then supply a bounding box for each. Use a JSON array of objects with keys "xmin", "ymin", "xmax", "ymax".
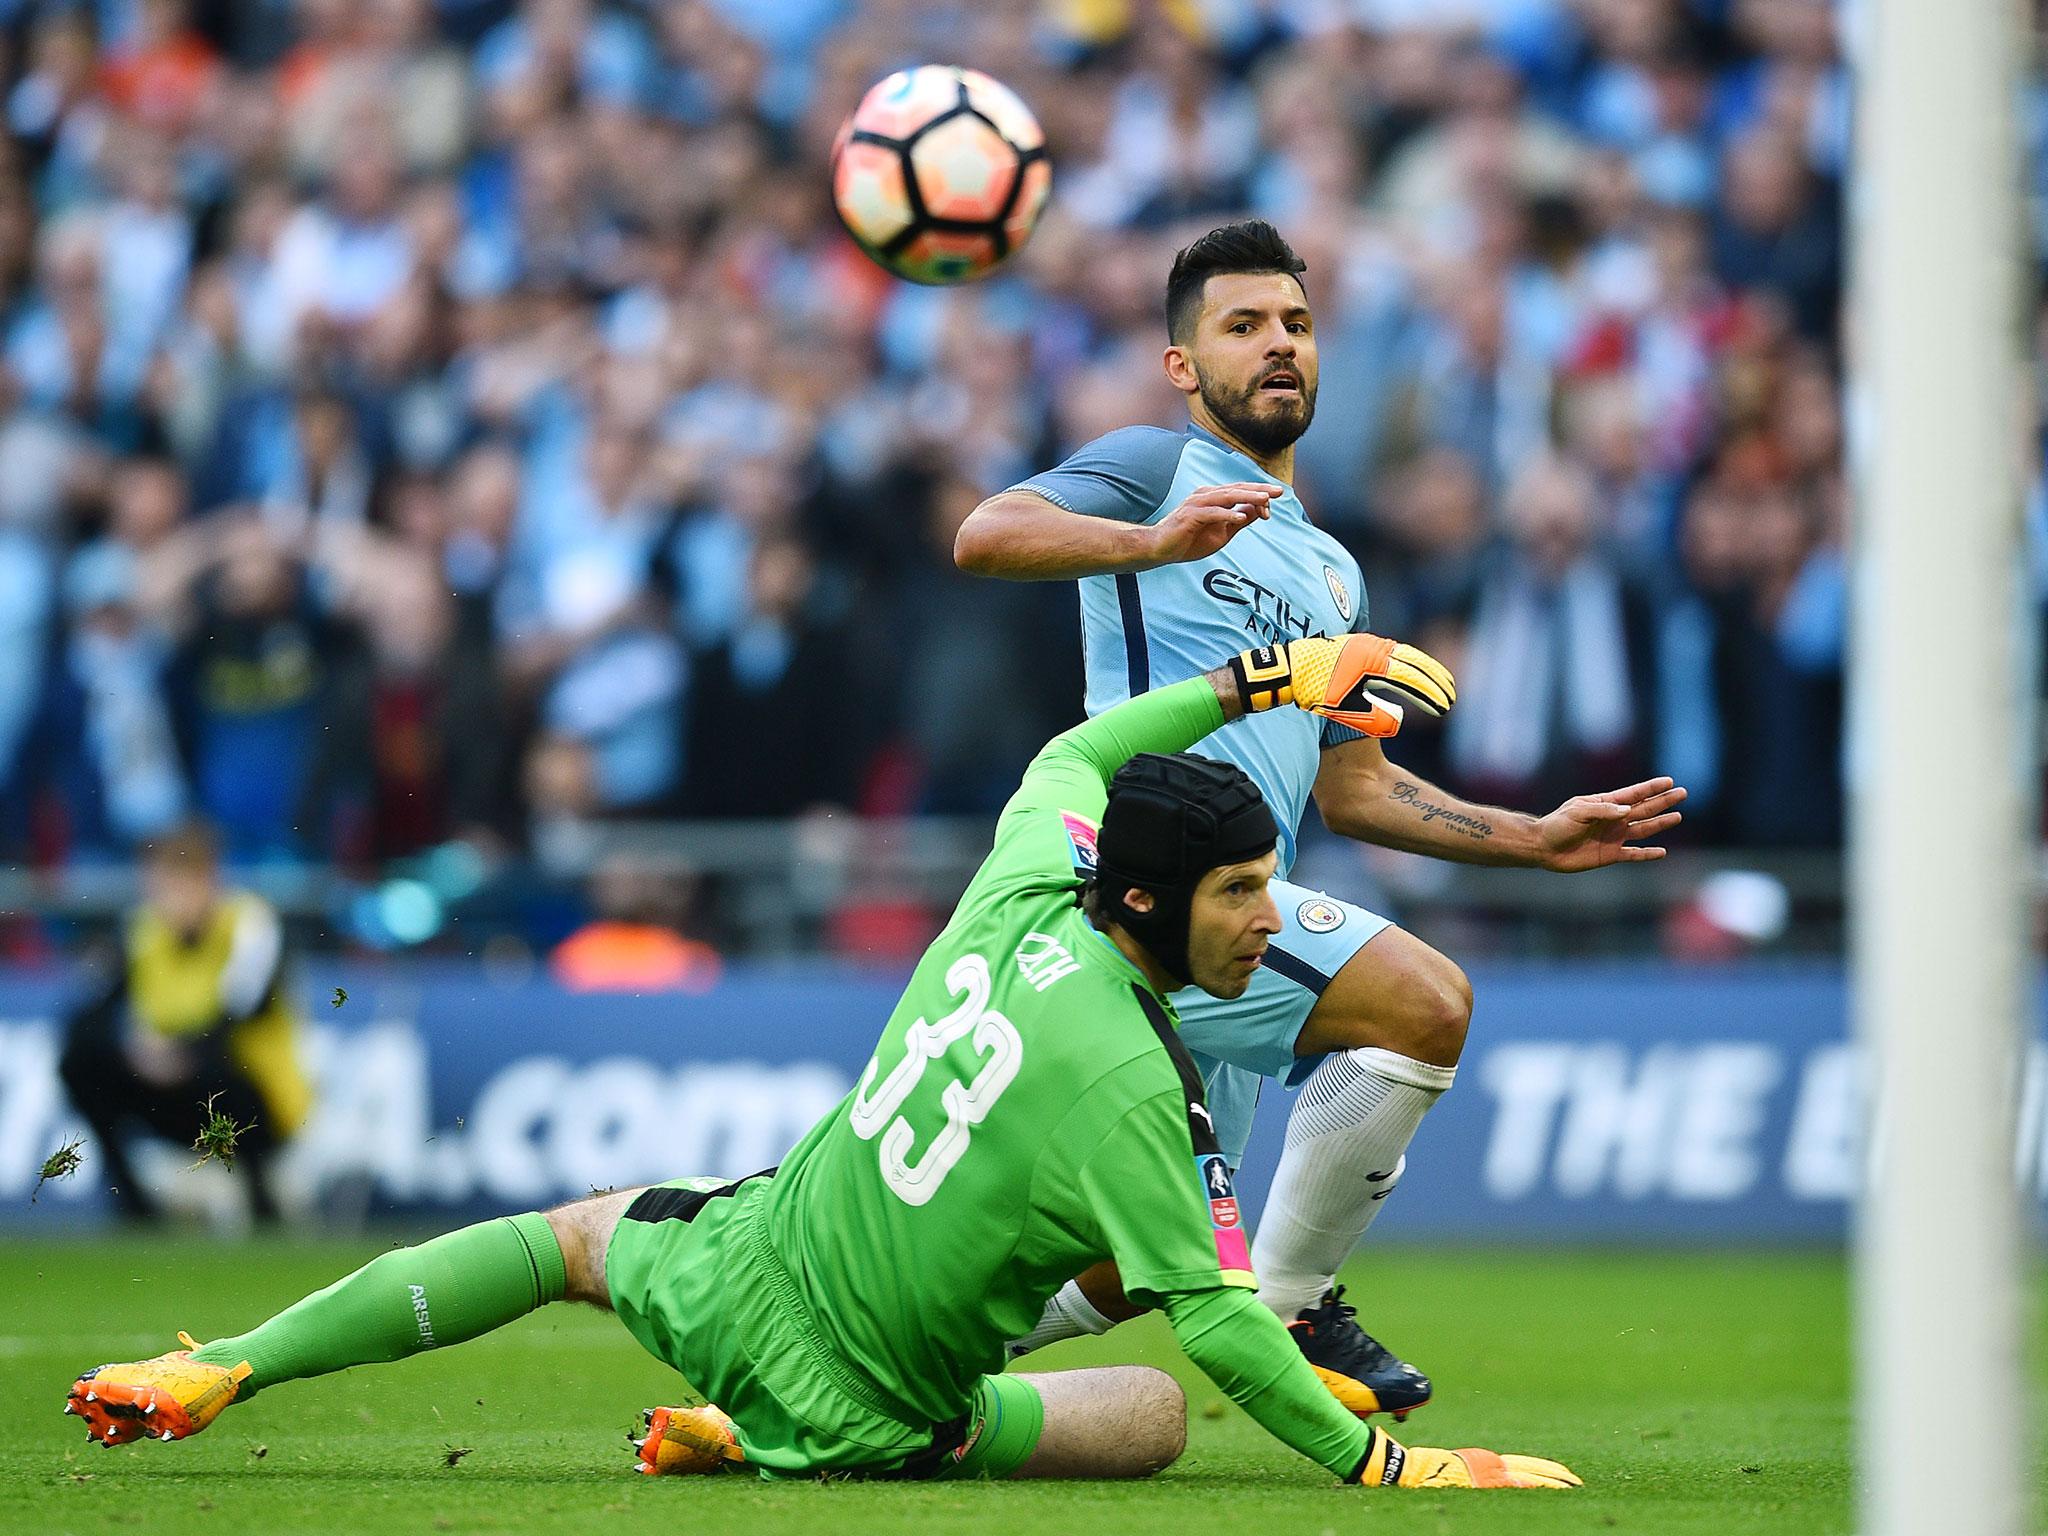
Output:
[{"xmin": 0, "ymin": 1238, "xmax": 2035, "ymax": 1535}]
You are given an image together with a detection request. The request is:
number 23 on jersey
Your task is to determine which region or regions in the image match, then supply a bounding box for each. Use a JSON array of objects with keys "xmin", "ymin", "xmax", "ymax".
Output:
[{"xmin": 849, "ymin": 953, "xmax": 1023, "ymax": 1205}]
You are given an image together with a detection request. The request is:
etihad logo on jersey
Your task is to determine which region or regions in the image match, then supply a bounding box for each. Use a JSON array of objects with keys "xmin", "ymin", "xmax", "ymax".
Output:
[
  {"xmin": 1060, "ymin": 811, "xmax": 1099, "ymax": 876},
  {"xmin": 1201, "ymin": 570, "xmax": 1326, "ymax": 646}
]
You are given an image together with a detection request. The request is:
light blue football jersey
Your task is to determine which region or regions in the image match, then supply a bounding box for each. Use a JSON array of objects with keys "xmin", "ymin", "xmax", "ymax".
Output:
[{"xmin": 1013, "ymin": 423, "xmax": 1369, "ymax": 875}]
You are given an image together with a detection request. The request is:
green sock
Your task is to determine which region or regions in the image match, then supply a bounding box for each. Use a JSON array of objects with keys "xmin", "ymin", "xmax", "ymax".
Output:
[
  {"xmin": 943, "ymin": 1375, "xmax": 1046, "ymax": 1480},
  {"xmin": 191, "ymin": 1212, "xmax": 567, "ymax": 1393}
]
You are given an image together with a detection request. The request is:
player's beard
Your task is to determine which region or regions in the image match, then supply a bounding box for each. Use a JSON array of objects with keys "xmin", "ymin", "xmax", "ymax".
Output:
[{"xmin": 1194, "ymin": 359, "xmax": 1317, "ymax": 458}]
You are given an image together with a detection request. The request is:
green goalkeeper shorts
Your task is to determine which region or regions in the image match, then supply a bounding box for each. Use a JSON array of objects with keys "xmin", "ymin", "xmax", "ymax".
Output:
[{"xmin": 605, "ymin": 1175, "xmax": 1044, "ymax": 1480}]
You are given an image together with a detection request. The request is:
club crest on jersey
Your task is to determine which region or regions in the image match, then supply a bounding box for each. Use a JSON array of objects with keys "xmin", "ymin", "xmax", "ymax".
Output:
[
  {"xmin": 1296, "ymin": 897, "xmax": 1346, "ymax": 934},
  {"xmin": 1323, "ymin": 565, "xmax": 1353, "ymax": 623},
  {"xmin": 1059, "ymin": 810, "xmax": 1099, "ymax": 877},
  {"xmin": 1196, "ymin": 1154, "xmax": 1250, "ymax": 1269}
]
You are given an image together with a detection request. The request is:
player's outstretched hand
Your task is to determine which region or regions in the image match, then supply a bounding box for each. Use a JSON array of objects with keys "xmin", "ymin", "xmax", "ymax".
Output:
[
  {"xmin": 1534, "ymin": 776, "xmax": 1688, "ymax": 873},
  {"xmin": 1147, "ymin": 483, "xmax": 1275, "ymax": 564},
  {"xmin": 1395, "ymin": 1445, "xmax": 1582, "ymax": 1489},
  {"xmin": 1230, "ymin": 633, "xmax": 1456, "ymax": 738},
  {"xmin": 1360, "ymin": 1427, "xmax": 1581, "ymax": 1489}
]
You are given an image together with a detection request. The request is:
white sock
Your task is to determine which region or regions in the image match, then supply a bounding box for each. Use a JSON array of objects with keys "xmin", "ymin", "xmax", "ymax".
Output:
[
  {"xmin": 1006, "ymin": 1278, "xmax": 1117, "ymax": 1359},
  {"xmin": 1252, "ymin": 1047, "xmax": 1457, "ymax": 1323}
]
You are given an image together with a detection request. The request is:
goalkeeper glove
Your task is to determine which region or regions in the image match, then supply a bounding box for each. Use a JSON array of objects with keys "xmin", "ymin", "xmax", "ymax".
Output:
[
  {"xmin": 1228, "ymin": 634, "xmax": 1456, "ymax": 739},
  {"xmin": 1353, "ymin": 1425, "xmax": 1580, "ymax": 1489}
]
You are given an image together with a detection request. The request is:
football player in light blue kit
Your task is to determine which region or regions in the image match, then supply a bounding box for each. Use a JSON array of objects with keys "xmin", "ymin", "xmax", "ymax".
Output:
[{"xmin": 958, "ymin": 221, "xmax": 1686, "ymax": 1416}]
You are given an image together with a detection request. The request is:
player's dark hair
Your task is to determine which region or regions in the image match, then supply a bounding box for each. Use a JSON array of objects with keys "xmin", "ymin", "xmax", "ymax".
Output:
[
  {"xmin": 1081, "ymin": 880, "xmax": 1112, "ymax": 926},
  {"xmin": 1165, "ymin": 220, "xmax": 1308, "ymax": 344}
]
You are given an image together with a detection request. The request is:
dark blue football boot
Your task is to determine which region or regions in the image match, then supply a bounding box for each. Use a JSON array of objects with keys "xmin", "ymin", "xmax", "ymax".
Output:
[{"xmin": 1286, "ymin": 1286, "xmax": 1432, "ymax": 1421}]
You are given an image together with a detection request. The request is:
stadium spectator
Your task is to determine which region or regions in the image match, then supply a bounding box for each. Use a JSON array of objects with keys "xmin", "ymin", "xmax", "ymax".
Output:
[
  {"xmin": 677, "ymin": 532, "xmax": 857, "ymax": 818},
  {"xmin": 56, "ymin": 820, "xmax": 312, "ymax": 1221},
  {"xmin": 270, "ymin": 119, "xmax": 415, "ymax": 355},
  {"xmin": 503, "ymin": 409, "xmax": 683, "ymax": 825},
  {"xmin": 53, "ymin": 461, "xmax": 192, "ymax": 849},
  {"xmin": 169, "ymin": 519, "xmax": 352, "ymax": 857},
  {"xmin": 659, "ymin": 448, "xmax": 803, "ymax": 649},
  {"xmin": 251, "ymin": 385, "xmax": 374, "ymax": 528},
  {"xmin": 278, "ymin": 0, "xmax": 471, "ymax": 180},
  {"xmin": 426, "ymin": 444, "xmax": 520, "ymax": 839},
  {"xmin": 1708, "ymin": 126, "xmax": 1840, "ymax": 341},
  {"xmin": 475, "ymin": 0, "xmax": 654, "ymax": 114},
  {"xmin": 550, "ymin": 849, "xmax": 720, "ymax": 991},
  {"xmin": 1443, "ymin": 453, "xmax": 1658, "ymax": 813},
  {"xmin": 298, "ymin": 498, "xmax": 463, "ymax": 861},
  {"xmin": 1659, "ymin": 447, "xmax": 1843, "ymax": 847},
  {"xmin": 10, "ymin": 212, "xmax": 149, "ymax": 439},
  {"xmin": 96, "ymin": 0, "xmax": 220, "ymax": 135},
  {"xmin": 898, "ymin": 470, "xmax": 1083, "ymax": 813},
  {"xmin": 1360, "ymin": 446, "xmax": 1488, "ymax": 670},
  {"xmin": 0, "ymin": 418, "xmax": 62, "ymax": 846}
]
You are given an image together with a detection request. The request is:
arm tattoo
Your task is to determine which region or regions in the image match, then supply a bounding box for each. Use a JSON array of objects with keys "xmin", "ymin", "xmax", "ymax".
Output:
[{"xmin": 1390, "ymin": 780, "xmax": 1495, "ymax": 842}]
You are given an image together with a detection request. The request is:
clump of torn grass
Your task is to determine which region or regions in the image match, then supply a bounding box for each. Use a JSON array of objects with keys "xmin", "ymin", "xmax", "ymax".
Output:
[
  {"xmin": 190, "ymin": 1094, "xmax": 253, "ymax": 1170},
  {"xmin": 32, "ymin": 1138, "xmax": 85, "ymax": 1202}
]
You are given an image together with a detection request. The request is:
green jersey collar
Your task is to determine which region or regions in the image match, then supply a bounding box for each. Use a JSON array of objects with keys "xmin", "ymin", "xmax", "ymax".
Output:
[{"xmin": 1073, "ymin": 912, "xmax": 1182, "ymax": 1026}]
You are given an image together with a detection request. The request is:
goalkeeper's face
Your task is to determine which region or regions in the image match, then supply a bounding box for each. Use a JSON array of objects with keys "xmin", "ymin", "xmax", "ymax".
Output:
[
  {"xmin": 1177, "ymin": 272, "xmax": 1319, "ymax": 458},
  {"xmin": 1183, "ymin": 850, "xmax": 1284, "ymax": 999}
]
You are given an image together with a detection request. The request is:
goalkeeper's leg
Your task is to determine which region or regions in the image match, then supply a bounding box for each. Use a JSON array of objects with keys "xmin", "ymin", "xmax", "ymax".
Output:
[
  {"xmin": 1005, "ymin": 1366, "xmax": 1185, "ymax": 1478},
  {"xmin": 635, "ymin": 1365, "xmax": 1186, "ymax": 1480},
  {"xmin": 65, "ymin": 1186, "xmax": 644, "ymax": 1446}
]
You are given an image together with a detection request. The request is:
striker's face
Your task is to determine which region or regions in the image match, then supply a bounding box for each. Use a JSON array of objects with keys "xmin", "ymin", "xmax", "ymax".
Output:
[
  {"xmin": 1183, "ymin": 850, "xmax": 1283, "ymax": 1000},
  {"xmin": 1182, "ymin": 271, "xmax": 1319, "ymax": 457}
]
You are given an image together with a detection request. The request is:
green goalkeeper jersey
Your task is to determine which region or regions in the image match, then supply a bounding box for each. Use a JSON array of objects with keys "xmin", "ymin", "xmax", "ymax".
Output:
[{"xmin": 749, "ymin": 677, "xmax": 1376, "ymax": 1479}]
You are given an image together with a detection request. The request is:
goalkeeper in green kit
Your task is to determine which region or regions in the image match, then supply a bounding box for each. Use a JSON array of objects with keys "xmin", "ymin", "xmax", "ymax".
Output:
[{"xmin": 64, "ymin": 633, "xmax": 1577, "ymax": 1492}]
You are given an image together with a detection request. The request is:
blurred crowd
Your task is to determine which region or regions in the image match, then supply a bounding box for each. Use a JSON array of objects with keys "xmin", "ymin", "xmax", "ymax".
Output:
[{"xmin": 0, "ymin": 0, "xmax": 2024, "ymax": 877}]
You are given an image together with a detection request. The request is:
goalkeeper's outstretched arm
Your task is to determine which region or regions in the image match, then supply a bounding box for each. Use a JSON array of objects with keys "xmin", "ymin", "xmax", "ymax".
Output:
[
  {"xmin": 1161, "ymin": 1285, "xmax": 1374, "ymax": 1478},
  {"xmin": 1015, "ymin": 628, "xmax": 1447, "ymax": 811},
  {"xmin": 1161, "ymin": 1285, "xmax": 1579, "ymax": 1489},
  {"xmin": 983, "ymin": 634, "xmax": 1459, "ymax": 895}
]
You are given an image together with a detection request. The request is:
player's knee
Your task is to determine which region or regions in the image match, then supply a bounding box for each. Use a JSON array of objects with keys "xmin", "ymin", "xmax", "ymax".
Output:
[
  {"xmin": 541, "ymin": 1207, "xmax": 593, "ymax": 1301},
  {"xmin": 1368, "ymin": 945, "xmax": 1472, "ymax": 1068},
  {"xmin": 544, "ymin": 1188, "xmax": 636, "ymax": 1306},
  {"xmin": 1411, "ymin": 957, "xmax": 1473, "ymax": 1067}
]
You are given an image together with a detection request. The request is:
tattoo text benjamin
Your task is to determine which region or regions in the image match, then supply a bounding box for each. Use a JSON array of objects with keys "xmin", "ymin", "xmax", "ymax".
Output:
[{"xmin": 1391, "ymin": 781, "xmax": 1494, "ymax": 841}]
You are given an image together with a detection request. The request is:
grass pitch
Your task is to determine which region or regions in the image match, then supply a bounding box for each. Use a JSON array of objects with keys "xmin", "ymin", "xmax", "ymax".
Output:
[{"xmin": 0, "ymin": 1237, "xmax": 2035, "ymax": 1535}]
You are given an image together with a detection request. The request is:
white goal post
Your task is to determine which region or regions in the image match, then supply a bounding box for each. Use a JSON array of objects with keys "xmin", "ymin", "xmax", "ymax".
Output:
[{"xmin": 1851, "ymin": 1, "xmax": 2030, "ymax": 1534}]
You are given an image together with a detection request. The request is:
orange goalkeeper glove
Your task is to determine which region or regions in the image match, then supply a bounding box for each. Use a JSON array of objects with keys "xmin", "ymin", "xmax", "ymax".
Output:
[
  {"xmin": 1228, "ymin": 634, "xmax": 1456, "ymax": 739},
  {"xmin": 1354, "ymin": 1425, "xmax": 1581, "ymax": 1489}
]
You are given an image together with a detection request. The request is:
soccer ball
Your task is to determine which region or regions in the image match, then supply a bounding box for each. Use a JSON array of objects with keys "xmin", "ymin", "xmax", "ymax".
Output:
[{"xmin": 831, "ymin": 65, "xmax": 1051, "ymax": 286}]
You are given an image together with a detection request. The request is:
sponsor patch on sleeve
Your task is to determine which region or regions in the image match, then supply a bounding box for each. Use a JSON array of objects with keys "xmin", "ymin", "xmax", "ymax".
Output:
[
  {"xmin": 1195, "ymin": 1152, "xmax": 1252, "ymax": 1277},
  {"xmin": 1060, "ymin": 811, "xmax": 1100, "ymax": 877}
]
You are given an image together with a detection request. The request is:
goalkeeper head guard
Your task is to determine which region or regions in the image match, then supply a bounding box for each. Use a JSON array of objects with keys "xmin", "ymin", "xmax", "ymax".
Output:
[{"xmin": 1093, "ymin": 752, "xmax": 1278, "ymax": 988}]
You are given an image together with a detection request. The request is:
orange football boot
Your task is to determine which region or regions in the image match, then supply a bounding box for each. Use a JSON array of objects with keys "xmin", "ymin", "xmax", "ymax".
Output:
[
  {"xmin": 65, "ymin": 1332, "xmax": 251, "ymax": 1447},
  {"xmin": 630, "ymin": 1403, "xmax": 745, "ymax": 1475}
]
